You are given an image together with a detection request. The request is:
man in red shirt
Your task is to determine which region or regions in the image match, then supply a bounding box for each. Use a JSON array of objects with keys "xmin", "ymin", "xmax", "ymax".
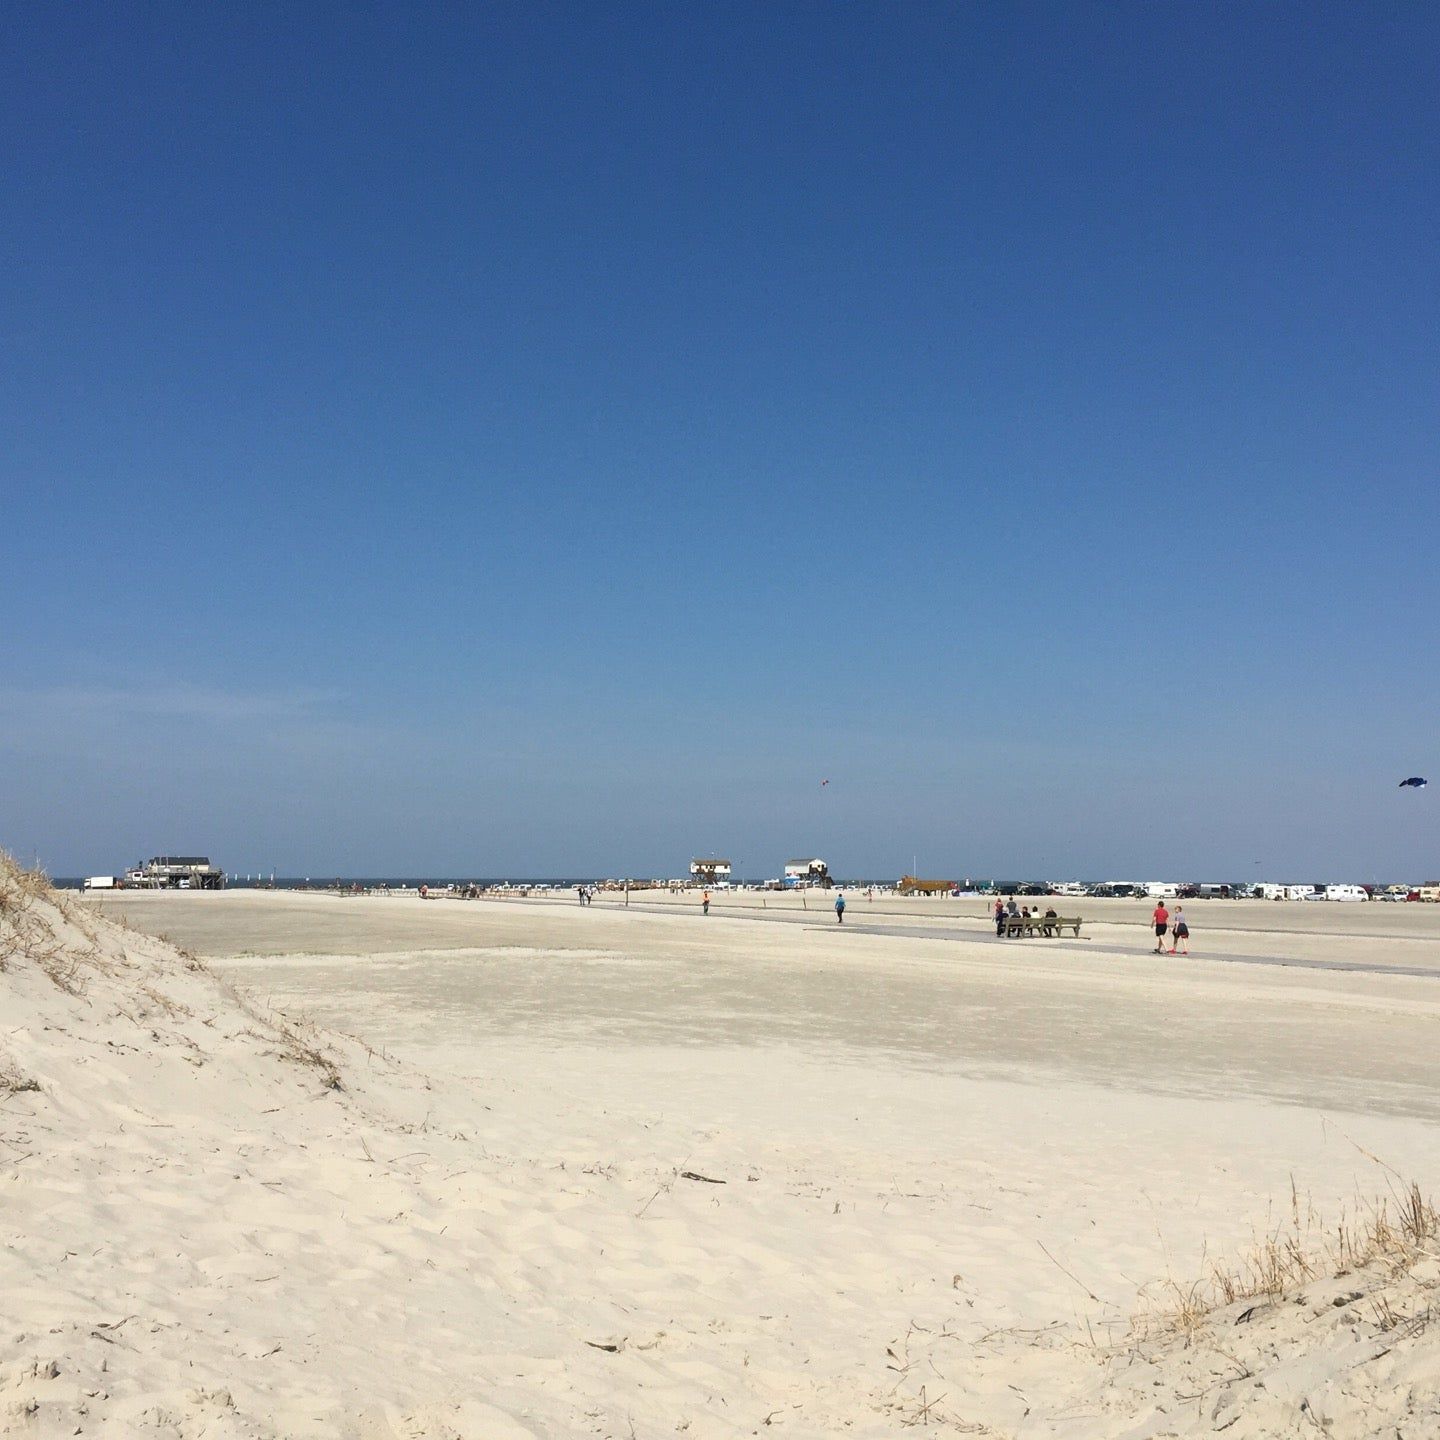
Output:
[{"xmin": 1152, "ymin": 901, "xmax": 1170, "ymax": 953}]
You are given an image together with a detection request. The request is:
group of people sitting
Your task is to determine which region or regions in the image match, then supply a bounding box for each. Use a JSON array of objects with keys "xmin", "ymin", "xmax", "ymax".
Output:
[{"xmin": 993, "ymin": 898, "xmax": 1060, "ymax": 936}]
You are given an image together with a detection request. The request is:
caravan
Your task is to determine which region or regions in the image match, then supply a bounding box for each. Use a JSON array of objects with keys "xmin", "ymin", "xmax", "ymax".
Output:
[
  {"xmin": 1142, "ymin": 882, "xmax": 1179, "ymax": 899},
  {"xmin": 1321, "ymin": 884, "xmax": 1369, "ymax": 902}
]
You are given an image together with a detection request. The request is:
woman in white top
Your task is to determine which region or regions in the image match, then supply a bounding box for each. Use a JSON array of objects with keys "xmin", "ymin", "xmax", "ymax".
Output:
[{"xmin": 1170, "ymin": 907, "xmax": 1190, "ymax": 954}]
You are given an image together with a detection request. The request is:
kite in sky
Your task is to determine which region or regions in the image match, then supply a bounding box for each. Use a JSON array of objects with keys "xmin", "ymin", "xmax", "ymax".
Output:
[
  {"xmin": 821, "ymin": 778, "xmax": 830, "ymax": 787},
  {"xmin": 1399, "ymin": 777, "xmax": 1428, "ymax": 789}
]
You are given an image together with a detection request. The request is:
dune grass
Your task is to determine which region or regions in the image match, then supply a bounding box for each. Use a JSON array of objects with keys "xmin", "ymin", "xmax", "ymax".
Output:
[
  {"xmin": 1, "ymin": 851, "xmax": 344, "ymax": 1093},
  {"xmin": 1141, "ymin": 1176, "xmax": 1439, "ymax": 1340}
]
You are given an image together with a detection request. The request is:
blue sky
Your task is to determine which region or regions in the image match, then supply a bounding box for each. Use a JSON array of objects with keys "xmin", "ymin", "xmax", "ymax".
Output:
[{"xmin": 4, "ymin": 2, "xmax": 1437, "ymax": 879}]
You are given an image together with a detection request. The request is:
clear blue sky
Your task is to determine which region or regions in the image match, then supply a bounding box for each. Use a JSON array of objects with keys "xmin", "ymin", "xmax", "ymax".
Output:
[{"xmin": 4, "ymin": 2, "xmax": 1437, "ymax": 880}]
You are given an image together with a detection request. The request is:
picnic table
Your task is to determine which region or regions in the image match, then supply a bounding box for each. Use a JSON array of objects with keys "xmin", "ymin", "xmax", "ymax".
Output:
[{"xmin": 1001, "ymin": 914, "xmax": 1083, "ymax": 938}]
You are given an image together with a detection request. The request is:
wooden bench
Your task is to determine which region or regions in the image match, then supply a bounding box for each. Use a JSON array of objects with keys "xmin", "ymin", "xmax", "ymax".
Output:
[{"xmin": 1001, "ymin": 914, "xmax": 1082, "ymax": 938}]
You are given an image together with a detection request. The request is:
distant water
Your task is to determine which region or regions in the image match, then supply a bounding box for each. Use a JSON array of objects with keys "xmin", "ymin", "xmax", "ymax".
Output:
[
  {"xmin": 230, "ymin": 877, "xmax": 614, "ymax": 889},
  {"xmin": 56, "ymin": 874, "xmax": 908, "ymax": 891},
  {"xmin": 57, "ymin": 876, "xmax": 621, "ymax": 891}
]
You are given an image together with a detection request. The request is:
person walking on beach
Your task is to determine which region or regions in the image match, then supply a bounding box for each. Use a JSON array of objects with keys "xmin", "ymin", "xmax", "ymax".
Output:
[
  {"xmin": 1151, "ymin": 899, "xmax": 1170, "ymax": 953},
  {"xmin": 1170, "ymin": 907, "xmax": 1190, "ymax": 955},
  {"xmin": 994, "ymin": 897, "xmax": 1005, "ymax": 936},
  {"xmin": 702, "ymin": 890, "xmax": 711, "ymax": 916},
  {"xmin": 835, "ymin": 892, "xmax": 846, "ymax": 924}
]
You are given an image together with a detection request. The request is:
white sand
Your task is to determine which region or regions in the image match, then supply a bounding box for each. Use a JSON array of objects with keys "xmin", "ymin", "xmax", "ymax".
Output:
[{"xmin": 5, "ymin": 872, "xmax": 1439, "ymax": 1436}]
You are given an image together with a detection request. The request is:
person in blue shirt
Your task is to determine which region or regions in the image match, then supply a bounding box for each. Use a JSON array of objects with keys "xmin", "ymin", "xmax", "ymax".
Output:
[{"xmin": 834, "ymin": 892, "xmax": 846, "ymax": 924}]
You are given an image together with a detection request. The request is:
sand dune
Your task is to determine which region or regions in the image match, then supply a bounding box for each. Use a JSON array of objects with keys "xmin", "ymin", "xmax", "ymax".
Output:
[{"xmin": 4, "ymin": 869, "xmax": 1438, "ymax": 1436}]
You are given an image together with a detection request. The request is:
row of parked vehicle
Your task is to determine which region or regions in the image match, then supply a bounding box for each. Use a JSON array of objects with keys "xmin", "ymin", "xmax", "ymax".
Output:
[{"xmin": 979, "ymin": 882, "xmax": 1437, "ymax": 901}]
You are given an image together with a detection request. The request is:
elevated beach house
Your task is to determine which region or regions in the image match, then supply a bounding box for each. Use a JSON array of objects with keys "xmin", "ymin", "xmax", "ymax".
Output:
[
  {"xmin": 784, "ymin": 858, "xmax": 831, "ymax": 887},
  {"xmin": 689, "ymin": 858, "xmax": 732, "ymax": 885},
  {"xmin": 122, "ymin": 856, "xmax": 227, "ymax": 890}
]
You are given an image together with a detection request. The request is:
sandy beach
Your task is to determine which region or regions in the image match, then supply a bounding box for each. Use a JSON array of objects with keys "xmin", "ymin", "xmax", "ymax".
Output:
[{"xmin": 6, "ymin": 870, "xmax": 1440, "ymax": 1437}]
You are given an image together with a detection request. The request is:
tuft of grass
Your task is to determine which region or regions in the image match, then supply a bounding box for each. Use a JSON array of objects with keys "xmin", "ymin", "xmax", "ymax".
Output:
[
  {"xmin": 268, "ymin": 1015, "xmax": 345, "ymax": 1092},
  {"xmin": 0, "ymin": 851, "xmax": 62, "ymax": 974},
  {"xmin": 203, "ymin": 966, "xmax": 346, "ymax": 1093},
  {"xmin": 175, "ymin": 945, "xmax": 208, "ymax": 974},
  {"xmin": 1, "ymin": 1060, "xmax": 41, "ymax": 1095},
  {"xmin": 1139, "ymin": 1178, "xmax": 1439, "ymax": 1340},
  {"xmin": 232, "ymin": 997, "xmax": 345, "ymax": 1093},
  {"xmin": 138, "ymin": 981, "xmax": 193, "ymax": 1019}
]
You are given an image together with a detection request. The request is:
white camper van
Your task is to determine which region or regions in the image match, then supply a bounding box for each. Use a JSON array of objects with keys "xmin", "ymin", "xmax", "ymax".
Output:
[
  {"xmin": 1322, "ymin": 884, "xmax": 1369, "ymax": 902},
  {"xmin": 1143, "ymin": 882, "xmax": 1179, "ymax": 899},
  {"xmin": 1284, "ymin": 885, "xmax": 1318, "ymax": 902},
  {"xmin": 83, "ymin": 876, "xmax": 117, "ymax": 890},
  {"xmin": 1254, "ymin": 883, "xmax": 1287, "ymax": 901}
]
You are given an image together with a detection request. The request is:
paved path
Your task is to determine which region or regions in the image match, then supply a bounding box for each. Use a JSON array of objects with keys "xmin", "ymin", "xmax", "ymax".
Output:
[
  {"xmin": 580, "ymin": 899, "xmax": 1440, "ymax": 981},
  {"xmin": 808, "ymin": 922, "xmax": 1440, "ymax": 980}
]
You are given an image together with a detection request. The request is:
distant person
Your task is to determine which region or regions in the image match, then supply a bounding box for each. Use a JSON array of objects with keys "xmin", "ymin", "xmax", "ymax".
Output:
[
  {"xmin": 1152, "ymin": 899, "xmax": 1170, "ymax": 953},
  {"xmin": 1043, "ymin": 905, "xmax": 1058, "ymax": 937},
  {"xmin": 1006, "ymin": 898, "xmax": 1020, "ymax": 919},
  {"xmin": 702, "ymin": 890, "xmax": 711, "ymax": 916},
  {"xmin": 577, "ymin": 886, "xmax": 585, "ymax": 905},
  {"xmin": 1170, "ymin": 907, "xmax": 1190, "ymax": 954},
  {"xmin": 835, "ymin": 893, "xmax": 846, "ymax": 924},
  {"xmin": 994, "ymin": 898, "xmax": 1006, "ymax": 936}
]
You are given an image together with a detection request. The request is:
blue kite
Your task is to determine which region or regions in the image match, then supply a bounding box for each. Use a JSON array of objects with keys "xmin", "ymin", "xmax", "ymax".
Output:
[{"xmin": 1399, "ymin": 776, "xmax": 1428, "ymax": 789}]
